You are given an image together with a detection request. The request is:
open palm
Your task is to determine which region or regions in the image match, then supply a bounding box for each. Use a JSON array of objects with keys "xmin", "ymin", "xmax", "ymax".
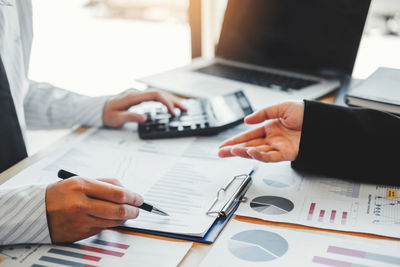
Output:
[{"xmin": 218, "ymin": 101, "xmax": 304, "ymax": 162}]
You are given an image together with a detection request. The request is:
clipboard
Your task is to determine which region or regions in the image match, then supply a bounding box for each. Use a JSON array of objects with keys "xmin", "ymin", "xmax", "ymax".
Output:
[{"xmin": 117, "ymin": 172, "xmax": 253, "ymax": 244}]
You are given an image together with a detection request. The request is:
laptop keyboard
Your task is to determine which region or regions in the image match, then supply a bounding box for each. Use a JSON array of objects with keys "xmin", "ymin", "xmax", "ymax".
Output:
[{"xmin": 196, "ymin": 63, "xmax": 317, "ymax": 91}]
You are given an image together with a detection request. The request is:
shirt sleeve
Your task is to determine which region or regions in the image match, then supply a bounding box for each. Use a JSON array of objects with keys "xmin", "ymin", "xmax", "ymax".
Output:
[
  {"xmin": 291, "ymin": 100, "xmax": 400, "ymax": 185},
  {"xmin": 24, "ymin": 81, "xmax": 111, "ymax": 130},
  {"xmin": 0, "ymin": 184, "xmax": 51, "ymax": 245}
]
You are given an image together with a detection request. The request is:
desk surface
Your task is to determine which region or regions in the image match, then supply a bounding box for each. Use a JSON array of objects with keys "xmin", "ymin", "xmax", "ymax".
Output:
[{"xmin": 0, "ymin": 93, "xmax": 396, "ymax": 267}]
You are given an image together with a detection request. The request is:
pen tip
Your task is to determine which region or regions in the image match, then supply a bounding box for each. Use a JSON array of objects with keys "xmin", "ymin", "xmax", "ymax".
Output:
[{"xmin": 153, "ymin": 207, "xmax": 169, "ymax": 216}]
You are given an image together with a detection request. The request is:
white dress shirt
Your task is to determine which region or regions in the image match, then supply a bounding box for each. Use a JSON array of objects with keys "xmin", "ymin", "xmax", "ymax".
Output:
[{"xmin": 0, "ymin": 0, "xmax": 110, "ymax": 245}]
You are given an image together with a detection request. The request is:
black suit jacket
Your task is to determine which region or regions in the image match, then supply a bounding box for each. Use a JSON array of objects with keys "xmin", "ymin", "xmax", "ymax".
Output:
[{"xmin": 291, "ymin": 100, "xmax": 400, "ymax": 185}]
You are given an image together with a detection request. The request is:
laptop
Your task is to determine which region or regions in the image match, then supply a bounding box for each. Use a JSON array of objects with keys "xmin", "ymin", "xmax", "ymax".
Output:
[{"xmin": 140, "ymin": 0, "xmax": 371, "ymax": 110}]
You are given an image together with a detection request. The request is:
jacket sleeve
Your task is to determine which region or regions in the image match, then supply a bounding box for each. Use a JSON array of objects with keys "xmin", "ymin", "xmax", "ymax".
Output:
[
  {"xmin": 24, "ymin": 81, "xmax": 111, "ymax": 130},
  {"xmin": 291, "ymin": 100, "xmax": 400, "ymax": 185},
  {"xmin": 0, "ymin": 185, "xmax": 51, "ymax": 245}
]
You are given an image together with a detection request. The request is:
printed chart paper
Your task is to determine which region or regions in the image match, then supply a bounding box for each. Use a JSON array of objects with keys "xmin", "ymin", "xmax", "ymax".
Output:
[
  {"xmin": 200, "ymin": 220, "xmax": 400, "ymax": 267},
  {"xmin": 0, "ymin": 230, "xmax": 192, "ymax": 267},
  {"xmin": 236, "ymin": 161, "xmax": 400, "ymax": 238}
]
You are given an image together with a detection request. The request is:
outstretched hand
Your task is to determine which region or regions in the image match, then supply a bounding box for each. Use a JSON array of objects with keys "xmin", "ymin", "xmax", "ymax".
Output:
[
  {"xmin": 218, "ymin": 101, "xmax": 304, "ymax": 162},
  {"xmin": 103, "ymin": 89, "xmax": 186, "ymax": 128}
]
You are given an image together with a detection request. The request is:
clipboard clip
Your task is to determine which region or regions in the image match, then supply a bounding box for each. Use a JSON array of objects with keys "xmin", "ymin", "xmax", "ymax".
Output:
[{"xmin": 206, "ymin": 173, "xmax": 252, "ymax": 218}]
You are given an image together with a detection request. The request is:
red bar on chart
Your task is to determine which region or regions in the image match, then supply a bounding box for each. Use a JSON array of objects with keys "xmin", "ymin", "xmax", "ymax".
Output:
[
  {"xmin": 330, "ymin": 210, "xmax": 336, "ymax": 223},
  {"xmin": 90, "ymin": 239, "xmax": 129, "ymax": 250},
  {"xmin": 341, "ymin": 212, "xmax": 348, "ymax": 225},
  {"xmin": 312, "ymin": 256, "xmax": 352, "ymax": 267},
  {"xmin": 79, "ymin": 246, "xmax": 124, "ymax": 258},
  {"xmin": 48, "ymin": 248, "xmax": 101, "ymax": 262},
  {"xmin": 308, "ymin": 203, "xmax": 316, "ymax": 220},
  {"xmin": 318, "ymin": 210, "xmax": 325, "ymax": 222},
  {"xmin": 63, "ymin": 244, "xmax": 124, "ymax": 257}
]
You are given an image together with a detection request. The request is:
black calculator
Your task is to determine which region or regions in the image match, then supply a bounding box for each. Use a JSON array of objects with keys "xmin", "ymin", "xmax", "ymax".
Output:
[{"xmin": 138, "ymin": 91, "xmax": 253, "ymax": 139}]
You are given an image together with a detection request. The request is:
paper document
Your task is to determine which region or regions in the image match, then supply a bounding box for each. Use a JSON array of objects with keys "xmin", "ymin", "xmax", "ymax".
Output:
[
  {"xmin": 122, "ymin": 154, "xmax": 253, "ymax": 236},
  {"xmin": 236, "ymin": 162, "xmax": 400, "ymax": 238},
  {"xmin": 0, "ymin": 230, "xmax": 192, "ymax": 267},
  {"xmin": 81, "ymin": 123, "xmax": 254, "ymax": 161},
  {"xmin": 1, "ymin": 126, "xmax": 254, "ymax": 237},
  {"xmin": 200, "ymin": 220, "xmax": 400, "ymax": 267}
]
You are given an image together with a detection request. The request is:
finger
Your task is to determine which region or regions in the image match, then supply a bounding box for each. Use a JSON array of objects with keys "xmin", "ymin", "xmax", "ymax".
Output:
[
  {"xmin": 157, "ymin": 97, "xmax": 176, "ymax": 115},
  {"xmin": 86, "ymin": 215, "xmax": 126, "ymax": 229},
  {"xmin": 87, "ymin": 199, "xmax": 140, "ymax": 220},
  {"xmin": 218, "ymin": 147, "xmax": 236, "ymax": 158},
  {"xmin": 172, "ymin": 98, "xmax": 187, "ymax": 112},
  {"xmin": 245, "ymin": 102, "xmax": 289, "ymax": 124},
  {"xmin": 242, "ymin": 138, "xmax": 267, "ymax": 147},
  {"xmin": 247, "ymin": 149, "xmax": 284, "ymax": 162},
  {"xmin": 219, "ymin": 126, "xmax": 265, "ymax": 148},
  {"xmin": 81, "ymin": 179, "xmax": 144, "ymax": 207},
  {"xmin": 110, "ymin": 91, "xmax": 166, "ymax": 110},
  {"xmin": 246, "ymin": 145, "xmax": 274, "ymax": 157},
  {"xmin": 231, "ymin": 146, "xmax": 253, "ymax": 159},
  {"xmin": 97, "ymin": 178, "xmax": 123, "ymax": 187}
]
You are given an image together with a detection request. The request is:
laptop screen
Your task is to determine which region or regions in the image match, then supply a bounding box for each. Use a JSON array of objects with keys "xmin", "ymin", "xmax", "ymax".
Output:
[{"xmin": 216, "ymin": 0, "xmax": 371, "ymax": 77}]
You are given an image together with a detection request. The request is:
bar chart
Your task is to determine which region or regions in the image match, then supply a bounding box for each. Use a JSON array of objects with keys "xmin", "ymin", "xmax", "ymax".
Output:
[
  {"xmin": 35, "ymin": 237, "xmax": 129, "ymax": 267},
  {"xmin": 0, "ymin": 230, "xmax": 191, "ymax": 267},
  {"xmin": 313, "ymin": 245, "xmax": 400, "ymax": 266},
  {"xmin": 303, "ymin": 198, "xmax": 357, "ymax": 226}
]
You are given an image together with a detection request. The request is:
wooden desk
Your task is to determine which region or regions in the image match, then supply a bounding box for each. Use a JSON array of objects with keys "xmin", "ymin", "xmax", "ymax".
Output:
[{"xmin": 0, "ymin": 93, "xmax": 396, "ymax": 266}]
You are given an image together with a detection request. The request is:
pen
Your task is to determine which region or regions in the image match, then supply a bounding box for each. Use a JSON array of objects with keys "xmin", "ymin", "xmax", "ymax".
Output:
[{"xmin": 57, "ymin": 169, "xmax": 169, "ymax": 216}]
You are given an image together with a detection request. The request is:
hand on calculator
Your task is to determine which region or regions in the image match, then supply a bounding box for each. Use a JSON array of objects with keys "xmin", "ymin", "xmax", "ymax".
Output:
[{"xmin": 138, "ymin": 91, "xmax": 253, "ymax": 139}]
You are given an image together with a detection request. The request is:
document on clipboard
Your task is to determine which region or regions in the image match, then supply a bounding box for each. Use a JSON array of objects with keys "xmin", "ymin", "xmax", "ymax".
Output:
[{"xmin": 118, "ymin": 152, "xmax": 254, "ymax": 243}]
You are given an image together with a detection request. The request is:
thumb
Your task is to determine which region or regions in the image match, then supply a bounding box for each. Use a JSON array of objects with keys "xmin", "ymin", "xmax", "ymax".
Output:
[
  {"xmin": 108, "ymin": 111, "xmax": 147, "ymax": 127},
  {"xmin": 122, "ymin": 112, "xmax": 147, "ymax": 123},
  {"xmin": 245, "ymin": 102, "xmax": 290, "ymax": 124}
]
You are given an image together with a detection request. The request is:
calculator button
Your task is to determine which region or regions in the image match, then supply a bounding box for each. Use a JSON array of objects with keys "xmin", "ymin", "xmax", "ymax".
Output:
[
  {"xmin": 181, "ymin": 121, "xmax": 193, "ymax": 127},
  {"xmin": 156, "ymin": 119, "xmax": 169, "ymax": 124},
  {"xmin": 169, "ymin": 121, "xmax": 180, "ymax": 127},
  {"xmin": 173, "ymin": 108, "xmax": 182, "ymax": 117},
  {"xmin": 155, "ymin": 124, "xmax": 166, "ymax": 131}
]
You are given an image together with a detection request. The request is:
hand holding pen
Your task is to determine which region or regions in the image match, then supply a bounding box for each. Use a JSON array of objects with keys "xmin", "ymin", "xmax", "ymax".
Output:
[
  {"xmin": 57, "ymin": 169, "xmax": 168, "ymax": 216},
  {"xmin": 46, "ymin": 171, "xmax": 144, "ymax": 243}
]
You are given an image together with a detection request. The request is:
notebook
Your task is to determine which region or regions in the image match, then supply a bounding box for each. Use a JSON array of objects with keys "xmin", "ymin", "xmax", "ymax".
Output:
[{"xmin": 345, "ymin": 67, "xmax": 400, "ymax": 115}]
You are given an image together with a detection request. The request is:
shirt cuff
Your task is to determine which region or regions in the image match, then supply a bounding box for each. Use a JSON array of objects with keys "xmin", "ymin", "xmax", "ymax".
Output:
[{"xmin": 0, "ymin": 185, "xmax": 51, "ymax": 245}]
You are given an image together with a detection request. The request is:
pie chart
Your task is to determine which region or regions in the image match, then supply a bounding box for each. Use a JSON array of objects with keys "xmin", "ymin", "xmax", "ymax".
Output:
[
  {"xmin": 228, "ymin": 230, "xmax": 288, "ymax": 262},
  {"xmin": 250, "ymin": 196, "xmax": 294, "ymax": 215}
]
